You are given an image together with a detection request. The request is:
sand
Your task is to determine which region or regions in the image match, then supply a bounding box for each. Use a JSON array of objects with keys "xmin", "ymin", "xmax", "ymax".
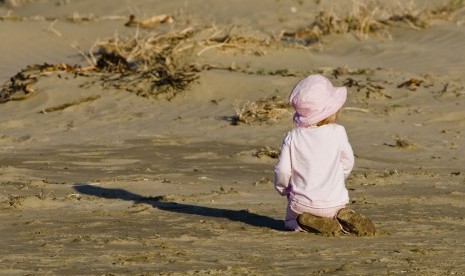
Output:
[{"xmin": 1, "ymin": 0, "xmax": 465, "ymax": 275}]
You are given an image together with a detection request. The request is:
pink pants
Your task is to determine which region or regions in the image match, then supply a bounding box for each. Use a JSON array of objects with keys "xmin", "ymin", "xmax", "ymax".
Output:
[{"xmin": 285, "ymin": 199, "xmax": 345, "ymax": 231}]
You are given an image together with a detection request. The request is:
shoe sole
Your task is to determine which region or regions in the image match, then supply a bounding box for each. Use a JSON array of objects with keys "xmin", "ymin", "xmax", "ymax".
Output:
[
  {"xmin": 297, "ymin": 213, "xmax": 341, "ymax": 235},
  {"xmin": 336, "ymin": 209, "xmax": 376, "ymax": 236}
]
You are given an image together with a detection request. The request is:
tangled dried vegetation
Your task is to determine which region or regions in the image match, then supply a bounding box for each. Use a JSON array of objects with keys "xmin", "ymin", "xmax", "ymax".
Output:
[
  {"xmin": 253, "ymin": 146, "xmax": 280, "ymax": 159},
  {"xmin": 232, "ymin": 96, "xmax": 291, "ymax": 125},
  {"xmin": 0, "ymin": 26, "xmax": 203, "ymax": 102},
  {"xmin": 1, "ymin": 0, "xmax": 464, "ymax": 104},
  {"xmin": 0, "ymin": 21, "xmax": 274, "ymax": 102},
  {"xmin": 281, "ymin": 0, "xmax": 465, "ymax": 45},
  {"xmin": 0, "ymin": 63, "xmax": 84, "ymax": 103},
  {"xmin": 87, "ymin": 27, "xmax": 201, "ymax": 99}
]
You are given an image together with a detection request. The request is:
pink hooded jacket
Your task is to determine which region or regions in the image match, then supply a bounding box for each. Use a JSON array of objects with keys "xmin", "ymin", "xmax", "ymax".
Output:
[{"xmin": 274, "ymin": 124, "xmax": 354, "ymax": 208}]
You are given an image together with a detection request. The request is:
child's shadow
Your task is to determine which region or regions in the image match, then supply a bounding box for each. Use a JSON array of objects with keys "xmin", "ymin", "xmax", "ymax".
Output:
[{"xmin": 73, "ymin": 184, "xmax": 283, "ymax": 231}]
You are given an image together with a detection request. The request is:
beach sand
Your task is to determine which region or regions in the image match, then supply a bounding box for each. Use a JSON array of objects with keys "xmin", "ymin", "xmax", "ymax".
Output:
[{"xmin": 1, "ymin": 0, "xmax": 465, "ymax": 274}]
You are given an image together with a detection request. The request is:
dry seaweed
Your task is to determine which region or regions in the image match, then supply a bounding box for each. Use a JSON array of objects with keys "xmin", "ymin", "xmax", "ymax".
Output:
[
  {"xmin": 0, "ymin": 28, "xmax": 202, "ymax": 103},
  {"xmin": 253, "ymin": 147, "xmax": 280, "ymax": 159},
  {"xmin": 197, "ymin": 27, "xmax": 271, "ymax": 56},
  {"xmin": 342, "ymin": 76, "xmax": 391, "ymax": 100},
  {"xmin": 0, "ymin": 63, "xmax": 81, "ymax": 103},
  {"xmin": 2, "ymin": 25, "xmax": 266, "ymax": 103},
  {"xmin": 282, "ymin": 0, "xmax": 465, "ymax": 45},
  {"xmin": 40, "ymin": 96, "xmax": 100, "ymax": 114},
  {"xmin": 384, "ymin": 137, "xmax": 416, "ymax": 149},
  {"xmin": 124, "ymin": 14, "xmax": 174, "ymax": 29},
  {"xmin": 281, "ymin": 7, "xmax": 390, "ymax": 45},
  {"xmin": 397, "ymin": 78, "xmax": 424, "ymax": 90},
  {"xmin": 3, "ymin": 0, "xmax": 463, "ymax": 104},
  {"xmin": 232, "ymin": 96, "xmax": 291, "ymax": 125},
  {"xmin": 89, "ymin": 28, "xmax": 201, "ymax": 99}
]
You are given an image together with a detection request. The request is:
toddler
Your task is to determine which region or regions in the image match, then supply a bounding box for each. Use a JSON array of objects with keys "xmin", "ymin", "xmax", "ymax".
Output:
[{"xmin": 274, "ymin": 74, "xmax": 375, "ymax": 236}]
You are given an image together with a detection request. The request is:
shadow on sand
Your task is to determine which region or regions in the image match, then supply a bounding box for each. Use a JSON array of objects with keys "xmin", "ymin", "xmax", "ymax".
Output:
[{"xmin": 73, "ymin": 184, "xmax": 283, "ymax": 231}]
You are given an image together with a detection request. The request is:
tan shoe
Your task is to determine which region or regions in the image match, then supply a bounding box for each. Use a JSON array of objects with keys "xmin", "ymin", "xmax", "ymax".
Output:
[
  {"xmin": 297, "ymin": 213, "xmax": 341, "ymax": 235},
  {"xmin": 336, "ymin": 208, "xmax": 376, "ymax": 236}
]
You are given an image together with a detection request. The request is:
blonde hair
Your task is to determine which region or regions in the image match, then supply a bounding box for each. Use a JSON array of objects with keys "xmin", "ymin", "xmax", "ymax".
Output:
[{"xmin": 316, "ymin": 109, "xmax": 341, "ymax": 127}]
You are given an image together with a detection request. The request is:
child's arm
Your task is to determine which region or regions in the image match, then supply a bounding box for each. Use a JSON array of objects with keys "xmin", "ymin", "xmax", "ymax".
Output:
[
  {"xmin": 340, "ymin": 129, "xmax": 355, "ymax": 179},
  {"xmin": 274, "ymin": 137, "xmax": 292, "ymax": 196}
]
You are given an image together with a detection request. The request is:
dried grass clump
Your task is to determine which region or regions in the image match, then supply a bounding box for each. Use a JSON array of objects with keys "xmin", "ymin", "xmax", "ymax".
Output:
[
  {"xmin": 88, "ymin": 28, "xmax": 200, "ymax": 99},
  {"xmin": 380, "ymin": 0, "xmax": 464, "ymax": 30},
  {"xmin": 41, "ymin": 96, "xmax": 100, "ymax": 114},
  {"xmin": 197, "ymin": 26, "xmax": 272, "ymax": 57},
  {"xmin": 328, "ymin": 67, "xmax": 374, "ymax": 79},
  {"xmin": 253, "ymin": 146, "xmax": 280, "ymax": 159},
  {"xmin": 0, "ymin": 27, "xmax": 201, "ymax": 102},
  {"xmin": 1, "ymin": 0, "xmax": 36, "ymax": 7},
  {"xmin": 7, "ymin": 194, "xmax": 25, "ymax": 207},
  {"xmin": 282, "ymin": 5, "xmax": 390, "ymax": 45},
  {"xmin": 124, "ymin": 14, "xmax": 174, "ymax": 29},
  {"xmin": 0, "ymin": 63, "xmax": 81, "ymax": 103},
  {"xmin": 397, "ymin": 78, "xmax": 424, "ymax": 91},
  {"xmin": 232, "ymin": 96, "xmax": 291, "ymax": 125},
  {"xmin": 384, "ymin": 137, "xmax": 416, "ymax": 149},
  {"xmin": 426, "ymin": 0, "xmax": 465, "ymax": 20},
  {"xmin": 282, "ymin": 0, "xmax": 465, "ymax": 45}
]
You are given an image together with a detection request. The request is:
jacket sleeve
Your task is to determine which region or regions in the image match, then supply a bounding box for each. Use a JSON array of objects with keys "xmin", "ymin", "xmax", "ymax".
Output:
[
  {"xmin": 340, "ymin": 127, "xmax": 355, "ymax": 179},
  {"xmin": 274, "ymin": 134, "xmax": 292, "ymax": 196}
]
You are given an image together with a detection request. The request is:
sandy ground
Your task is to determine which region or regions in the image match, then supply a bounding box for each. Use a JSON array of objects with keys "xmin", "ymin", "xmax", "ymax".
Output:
[{"xmin": 1, "ymin": 0, "xmax": 465, "ymax": 275}]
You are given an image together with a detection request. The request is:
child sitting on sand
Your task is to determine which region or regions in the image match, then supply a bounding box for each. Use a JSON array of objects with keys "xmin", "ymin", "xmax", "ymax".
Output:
[{"xmin": 274, "ymin": 74, "xmax": 375, "ymax": 236}]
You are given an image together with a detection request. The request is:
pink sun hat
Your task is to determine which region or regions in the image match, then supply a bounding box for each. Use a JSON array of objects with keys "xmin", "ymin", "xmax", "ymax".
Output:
[{"xmin": 289, "ymin": 74, "xmax": 347, "ymax": 127}]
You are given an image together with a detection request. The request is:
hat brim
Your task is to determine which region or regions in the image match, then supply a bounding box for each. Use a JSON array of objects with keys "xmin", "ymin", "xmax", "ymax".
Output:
[{"xmin": 293, "ymin": 86, "xmax": 347, "ymax": 127}]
